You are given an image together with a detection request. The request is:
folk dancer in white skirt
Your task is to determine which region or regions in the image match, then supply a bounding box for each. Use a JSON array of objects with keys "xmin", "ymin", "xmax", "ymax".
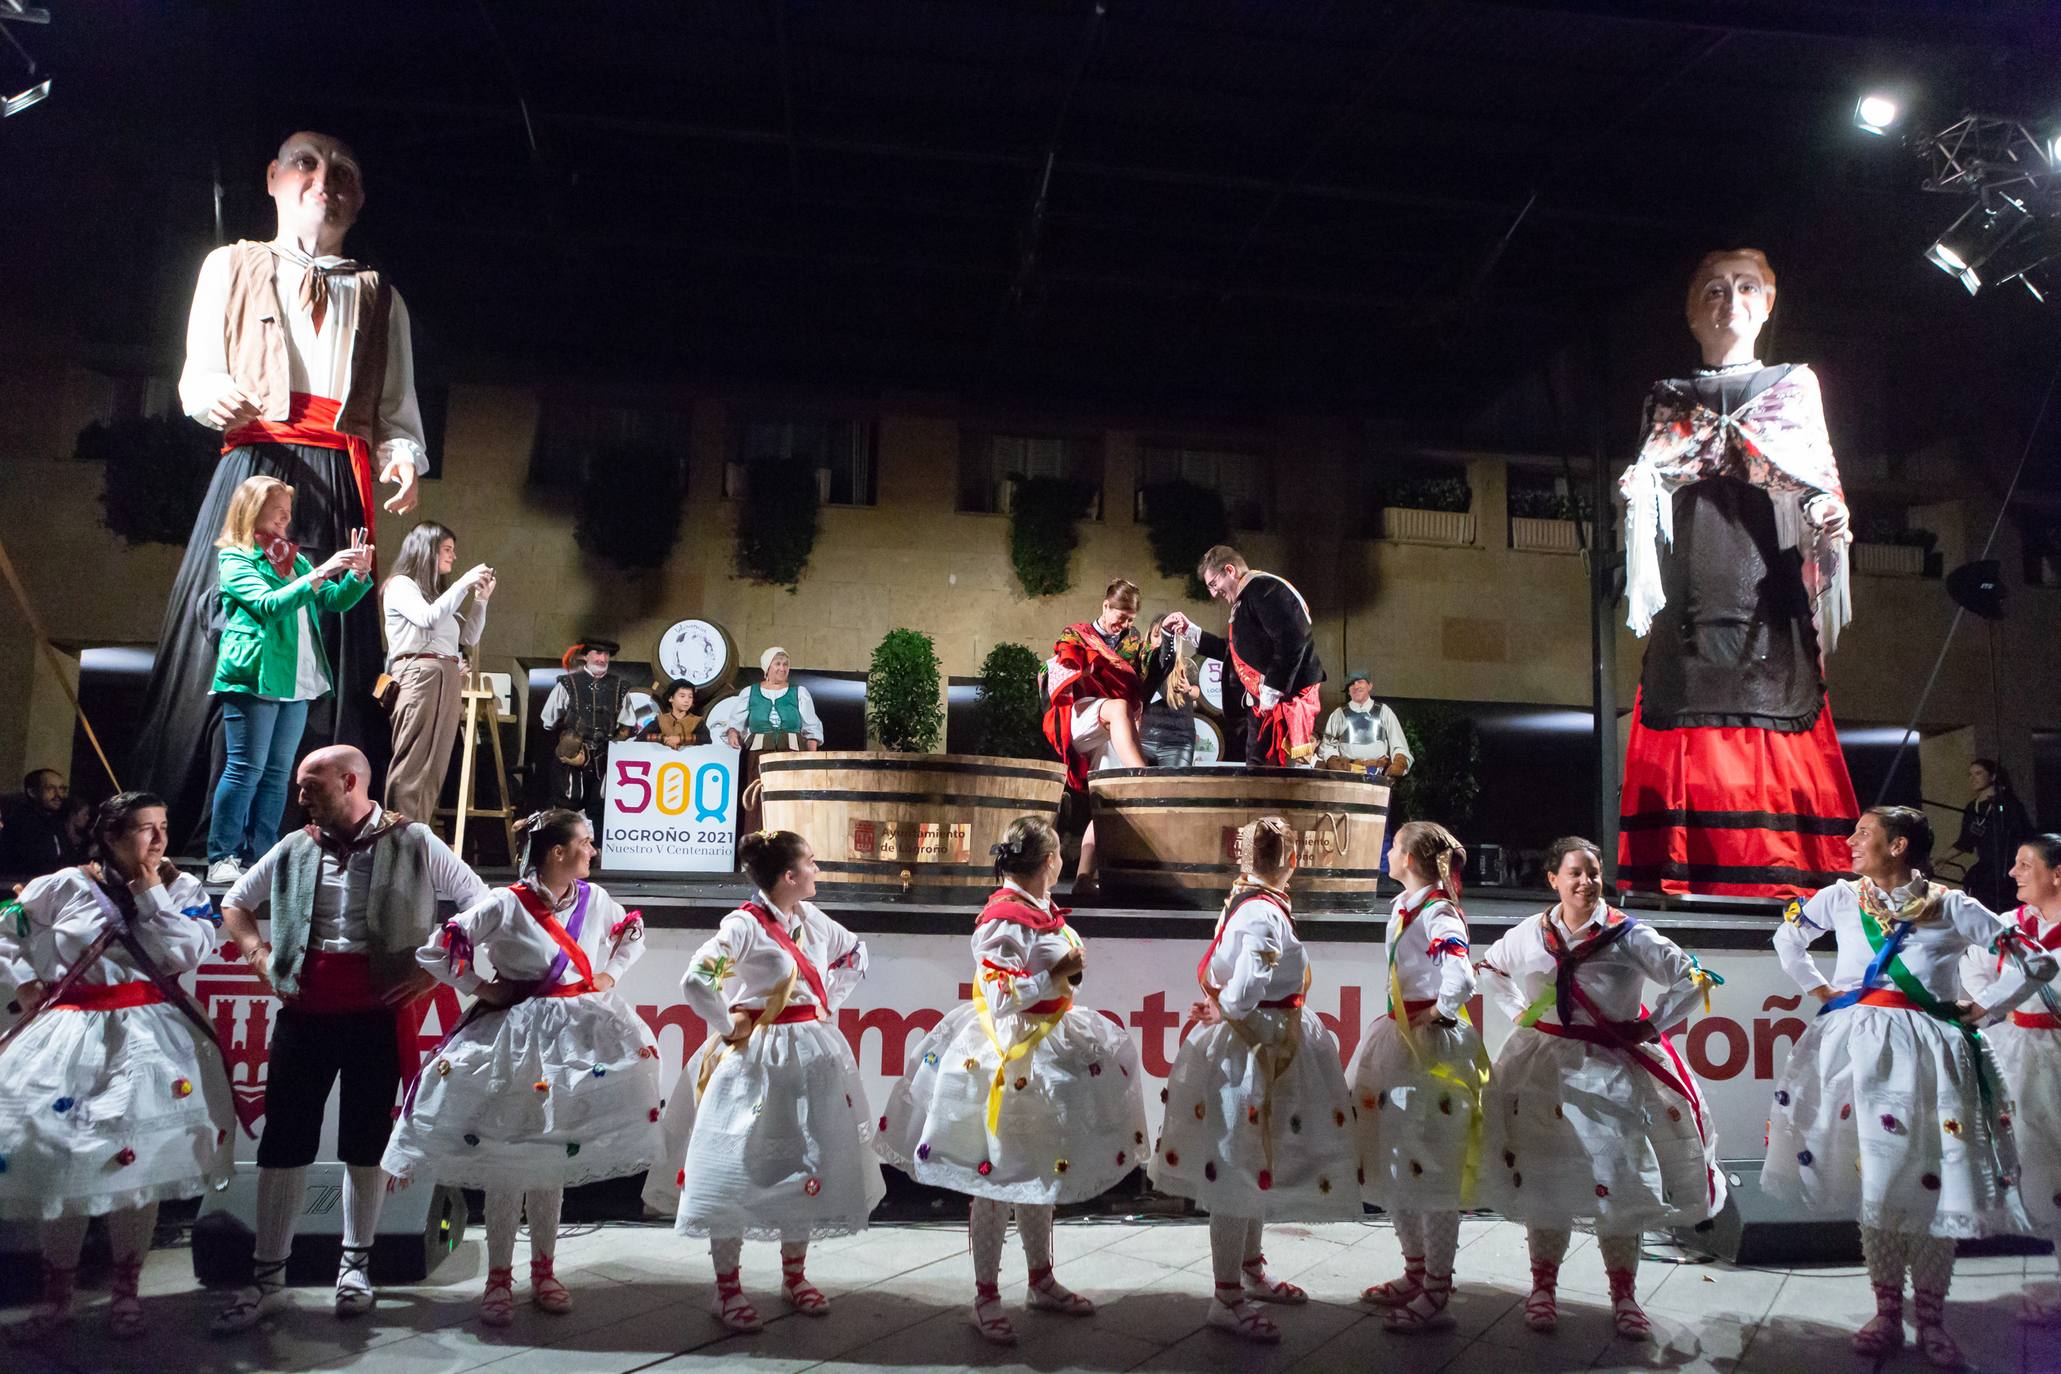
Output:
[
  {"xmin": 1476, "ymin": 835, "xmax": 1728, "ymax": 1341},
  {"xmin": 383, "ymin": 808, "xmax": 662, "ymax": 1326},
  {"xmin": 1766, "ymin": 807, "xmax": 2055, "ymax": 1367},
  {"xmin": 876, "ymin": 815, "xmax": 1148, "ymax": 1343},
  {"xmin": 1959, "ymin": 832, "xmax": 2061, "ymax": 1326},
  {"xmin": 1149, "ymin": 817, "xmax": 1362, "ymax": 1344},
  {"xmin": 643, "ymin": 829, "xmax": 883, "ymax": 1332},
  {"xmin": 0, "ymin": 792, "xmax": 235, "ymax": 1339},
  {"xmin": 1347, "ymin": 820, "xmax": 1489, "ymax": 1332}
]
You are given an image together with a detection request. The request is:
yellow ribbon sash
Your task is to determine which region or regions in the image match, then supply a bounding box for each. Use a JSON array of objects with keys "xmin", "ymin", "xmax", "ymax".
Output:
[
  {"xmin": 972, "ymin": 981, "xmax": 1071, "ymax": 1136},
  {"xmin": 1385, "ymin": 902, "xmax": 1491, "ymax": 1203}
]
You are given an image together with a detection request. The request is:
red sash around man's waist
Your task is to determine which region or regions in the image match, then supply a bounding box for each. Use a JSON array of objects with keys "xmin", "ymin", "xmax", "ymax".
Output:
[
  {"xmin": 1849, "ymin": 989, "xmax": 1921, "ymax": 1012},
  {"xmin": 225, "ymin": 392, "xmax": 375, "ymax": 533},
  {"xmin": 50, "ymin": 981, "xmax": 167, "ymax": 1013},
  {"xmin": 2011, "ymin": 1010, "xmax": 2061, "ymax": 1029}
]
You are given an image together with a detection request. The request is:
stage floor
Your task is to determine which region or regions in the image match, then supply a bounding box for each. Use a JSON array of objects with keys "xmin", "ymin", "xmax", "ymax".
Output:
[{"xmin": 13, "ymin": 1213, "xmax": 2056, "ymax": 1374}]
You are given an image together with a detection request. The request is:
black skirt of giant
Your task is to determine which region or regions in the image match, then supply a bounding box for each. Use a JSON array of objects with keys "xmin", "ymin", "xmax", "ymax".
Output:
[
  {"xmin": 1638, "ymin": 366, "xmax": 1822, "ymax": 733},
  {"xmin": 129, "ymin": 443, "xmax": 390, "ymax": 853}
]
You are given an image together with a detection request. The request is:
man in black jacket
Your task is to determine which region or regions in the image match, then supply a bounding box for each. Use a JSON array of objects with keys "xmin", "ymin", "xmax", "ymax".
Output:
[
  {"xmin": 0, "ymin": 768, "xmax": 70, "ymax": 878},
  {"xmin": 1163, "ymin": 545, "xmax": 1326, "ymax": 767}
]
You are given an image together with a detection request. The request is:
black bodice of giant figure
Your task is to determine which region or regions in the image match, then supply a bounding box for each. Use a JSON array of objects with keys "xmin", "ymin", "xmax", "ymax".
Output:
[{"xmin": 1640, "ymin": 363, "xmax": 1824, "ymax": 733}]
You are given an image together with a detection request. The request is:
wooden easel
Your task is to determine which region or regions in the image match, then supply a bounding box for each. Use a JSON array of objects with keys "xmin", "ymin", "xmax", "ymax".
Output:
[{"xmin": 439, "ymin": 673, "xmax": 519, "ymax": 867}]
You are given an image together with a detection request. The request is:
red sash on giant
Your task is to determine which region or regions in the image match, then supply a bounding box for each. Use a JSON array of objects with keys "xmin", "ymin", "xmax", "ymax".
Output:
[
  {"xmin": 743, "ymin": 901, "xmax": 830, "ymax": 1016},
  {"xmin": 1042, "ymin": 623, "xmax": 1147, "ymax": 791},
  {"xmin": 226, "ymin": 391, "xmax": 377, "ymax": 535}
]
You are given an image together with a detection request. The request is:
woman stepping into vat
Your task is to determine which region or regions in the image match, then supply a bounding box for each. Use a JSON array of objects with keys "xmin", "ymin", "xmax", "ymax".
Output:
[
  {"xmin": 1149, "ymin": 817, "xmax": 1361, "ymax": 1343},
  {"xmin": 876, "ymin": 815, "xmax": 1148, "ymax": 1343},
  {"xmin": 643, "ymin": 829, "xmax": 882, "ymax": 1332}
]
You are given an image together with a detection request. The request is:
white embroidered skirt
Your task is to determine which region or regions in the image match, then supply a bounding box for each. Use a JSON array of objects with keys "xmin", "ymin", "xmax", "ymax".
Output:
[
  {"xmin": 1984, "ymin": 1019, "xmax": 2061, "ymax": 1233},
  {"xmin": 1147, "ymin": 1009, "xmax": 1363, "ymax": 1221},
  {"xmin": 1477, "ymin": 1025, "xmax": 1725, "ymax": 1232},
  {"xmin": 875, "ymin": 1000, "xmax": 1148, "ymax": 1204},
  {"xmin": 645, "ymin": 1019, "xmax": 885, "ymax": 1241},
  {"xmin": 1762, "ymin": 1003, "xmax": 2029, "ymax": 1238},
  {"xmin": 381, "ymin": 989, "xmax": 663, "ymax": 1192},
  {"xmin": 1347, "ymin": 1013, "xmax": 1485, "ymax": 1212},
  {"xmin": 0, "ymin": 1001, "xmax": 234, "ymax": 1221}
]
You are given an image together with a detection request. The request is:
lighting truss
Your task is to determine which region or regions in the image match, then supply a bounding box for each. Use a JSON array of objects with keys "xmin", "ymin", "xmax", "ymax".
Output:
[
  {"xmin": 0, "ymin": 0, "xmax": 51, "ymax": 120},
  {"xmin": 1907, "ymin": 113, "xmax": 2061, "ymax": 298}
]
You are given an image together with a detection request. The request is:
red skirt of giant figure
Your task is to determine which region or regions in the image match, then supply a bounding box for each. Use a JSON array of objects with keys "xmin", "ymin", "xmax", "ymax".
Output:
[{"xmin": 1618, "ymin": 687, "xmax": 1859, "ymax": 899}]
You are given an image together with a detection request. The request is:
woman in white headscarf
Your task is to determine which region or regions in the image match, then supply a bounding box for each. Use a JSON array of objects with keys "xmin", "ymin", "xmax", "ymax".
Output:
[{"xmin": 705, "ymin": 647, "xmax": 825, "ymax": 835}]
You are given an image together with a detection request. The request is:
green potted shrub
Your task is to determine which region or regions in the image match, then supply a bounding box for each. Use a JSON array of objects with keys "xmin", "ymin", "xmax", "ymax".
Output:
[
  {"xmin": 735, "ymin": 459, "xmax": 822, "ymax": 589},
  {"xmin": 868, "ymin": 628, "xmax": 944, "ymax": 752},
  {"xmin": 972, "ymin": 642, "xmax": 1048, "ymax": 758},
  {"xmin": 1508, "ymin": 474, "xmax": 1592, "ymax": 552},
  {"xmin": 1390, "ymin": 702, "xmax": 1481, "ymax": 833},
  {"xmin": 1138, "ymin": 479, "xmax": 1230, "ymax": 598},
  {"xmin": 1007, "ymin": 476, "xmax": 1097, "ymax": 598}
]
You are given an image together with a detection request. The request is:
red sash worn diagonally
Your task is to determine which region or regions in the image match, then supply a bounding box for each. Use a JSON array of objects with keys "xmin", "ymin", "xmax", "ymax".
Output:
[{"xmin": 743, "ymin": 901, "xmax": 830, "ymax": 1015}]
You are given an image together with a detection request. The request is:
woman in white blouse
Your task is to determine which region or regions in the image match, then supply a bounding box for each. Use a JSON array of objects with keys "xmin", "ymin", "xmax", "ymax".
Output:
[
  {"xmin": 876, "ymin": 815, "xmax": 1147, "ymax": 1343},
  {"xmin": 1347, "ymin": 820, "xmax": 1485, "ymax": 1332},
  {"xmin": 1475, "ymin": 835, "xmax": 1726, "ymax": 1342},
  {"xmin": 380, "ymin": 520, "xmax": 493, "ymax": 823},
  {"xmin": 1766, "ymin": 807, "xmax": 2054, "ymax": 1367},
  {"xmin": 644, "ymin": 829, "xmax": 882, "ymax": 1333},
  {"xmin": 1149, "ymin": 817, "xmax": 1361, "ymax": 1344},
  {"xmin": 383, "ymin": 808, "xmax": 660, "ymax": 1327},
  {"xmin": 1959, "ymin": 833, "xmax": 2061, "ymax": 1325},
  {"xmin": 0, "ymin": 792, "xmax": 234, "ymax": 1338}
]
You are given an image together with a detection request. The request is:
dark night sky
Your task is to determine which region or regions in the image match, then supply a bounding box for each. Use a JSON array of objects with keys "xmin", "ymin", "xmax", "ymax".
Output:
[{"xmin": 5, "ymin": 0, "xmax": 2061, "ymax": 469}]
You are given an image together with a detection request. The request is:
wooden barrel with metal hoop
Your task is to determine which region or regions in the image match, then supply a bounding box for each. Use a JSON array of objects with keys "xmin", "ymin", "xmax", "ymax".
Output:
[
  {"xmin": 757, "ymin": 751, "xmax": 1067, "ymax": 898},
  {"xmin": 1087, "ymin": 765, "xmax": 1390, "ymax": 911}
]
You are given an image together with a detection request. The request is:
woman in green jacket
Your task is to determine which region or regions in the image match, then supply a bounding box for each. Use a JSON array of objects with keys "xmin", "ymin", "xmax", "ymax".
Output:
[{"xmin": 205, "ymin": 476, "xmax": 373, "ymax": 883}]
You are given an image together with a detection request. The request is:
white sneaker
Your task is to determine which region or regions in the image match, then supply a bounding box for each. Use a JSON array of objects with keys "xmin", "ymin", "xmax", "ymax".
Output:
[{"xmin": 205, "ymin": 857, "xmax": 243, "ymax": 885}]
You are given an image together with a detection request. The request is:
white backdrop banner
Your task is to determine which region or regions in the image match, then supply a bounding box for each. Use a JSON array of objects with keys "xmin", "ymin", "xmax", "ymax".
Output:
[{"xmin": 183, "ymin": 925, "xmax": 1803, "ymax": 1169}]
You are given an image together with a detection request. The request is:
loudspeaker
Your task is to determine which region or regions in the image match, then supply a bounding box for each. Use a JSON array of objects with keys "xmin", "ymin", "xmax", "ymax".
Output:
[
  {"xmin": 191, "ymin": 1162, "xmax": 468, "ymax": 1286},
  {"xmin": 1670, "ymin": 1158, "xmax": 1861, "ymax": 1265}
]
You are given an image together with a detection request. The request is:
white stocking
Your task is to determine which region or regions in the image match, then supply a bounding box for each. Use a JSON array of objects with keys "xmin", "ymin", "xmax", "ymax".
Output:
[
  {"xmin": 710, "ymin": 1235, "xmax": 743, "ymax": 1277},
  {"xmin": 341, "ymin": 1164, "xmax": 385, "ymax": 1251},
  {"xmin": 255, "ymin": 1164, "xmax": 307, "ymax": 1264},
  {"xmin": 1421, "ymin": 1209, "xmax": 1460, "ymax": 1281},
  {"xmin": 1018, "ymin": 1203, "xmax": 1055, "ymax": 1272},
  {"xmin": 105, "ymin": 1203, "xmax": 159, "ymax": 1264},
  {"xmin": 1861, "ymin": 1225, "xmax": 1908, "ymax": 1292},
  {"xmin": 970, "ymin": 1197, "xmax": 1009, "ymax": 1287},
  {"xmin": 525, "ymin": 1187, "xmax": 562, "ymax": 1261},
  {"xmin": 39, "ymin": 1215, "xmax": 90, "ymax": 1268},
  {"xmin": 1209, "ymin": 1214, "xmax": 1249, "ymax": 1292},
  {"xmin": 1527, "ymin": 1226, "xmax": 1570, "ymax": 1269},
  {"xmin": 485, "ymin": 1188, "xmax": 524, "ymax": 1271}
]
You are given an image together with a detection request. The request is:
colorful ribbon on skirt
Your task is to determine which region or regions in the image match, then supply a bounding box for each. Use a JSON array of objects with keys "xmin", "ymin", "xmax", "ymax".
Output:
[
  {"xmin": 972, "ymin": 982, "xmax": 1071, "ymax": 1136},
  {"xmin": 1385, "ymin": 893, "xmax": 1491, "ymax": 1204}
]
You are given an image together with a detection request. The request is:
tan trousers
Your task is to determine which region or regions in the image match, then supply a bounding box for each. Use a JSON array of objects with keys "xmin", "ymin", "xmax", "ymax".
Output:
[{"xmin": 384, "ymin": 657, "xmax": 466, "ymax": 825}]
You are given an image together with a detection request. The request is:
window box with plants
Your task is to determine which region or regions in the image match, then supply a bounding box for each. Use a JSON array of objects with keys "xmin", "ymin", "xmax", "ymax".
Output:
[
  {"xmin": 1506, "ymin": 479, "xmax": 1592, "ymax": 553},
  {"xmin": 1373, "ymin": 472, "xmax": 1475, "ymax": 545},
  {"xmin": 1851, "ymin": 516, "xmax": 1936, "ymax": 578}
]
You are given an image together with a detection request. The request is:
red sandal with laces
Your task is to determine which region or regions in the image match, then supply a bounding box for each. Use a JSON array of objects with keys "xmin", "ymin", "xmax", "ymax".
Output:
[
  {"xmin": 479, "ymin": 1267, "xmax": 515, "ymax": 1328},
  {"xmin": 1523, "ymin": 1259, "xmax": 1559, "ymax": 1333},
  {"xmin": 109, "ymin": 1256, "xmax": 146, "ymax": 1338},
  {"xmin": 970, "ymin": 1280, "xmax": 1017, "ymax": 1344},
  {"xmin": 1240, "ymin": 1253, "xmax": 1306, "ymax": 1304},
  {"xmin": 1607, "ymin": 1267, "xmax": 1650, "ymax": 1340},
  {"xmin": 711, "ymin": 1267, "xmax": 762, "ymax": 1333},
  {"xmin": 1362, "ymin": 1252, "xmax": 1425, "ymax": 1307},
  {"xmin": 1206, "ymin": 1280, "xmax": 1281, "ymax": 1343},
  {"xmin": 781, "ymin": 1252, "xmax": 828, "ymax": 1316},
  {"xmin": 530, "ymin": 1254, "xmax": 573, "ymax": 1314},
  {"xmin": 1913, "ymin": 1288, "xmax": 1963, "ymax": 1370},
  {"xmin": 1027, "ymin": 1264, "xmax": 1094, "ymax": 1315},
  {"xmin": 1851, "ymin": 1283, "xmax": 1905, "ymax": 1358},
  {"xmin": 1384, "ymin": 1273, "xmax": 1454, "ymax": 1332}
]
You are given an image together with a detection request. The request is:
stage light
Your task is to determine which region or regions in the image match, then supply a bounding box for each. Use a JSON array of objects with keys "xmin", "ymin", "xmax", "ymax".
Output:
[
  {"xmin": 1855, "ymin": 94, "xmax": 1900, "ymax": 135},
  {"xmin": 1, "ymin": 76, "xmax": 46, "ymax": 116},
  {"xmin": 1926, "ymin": 197, "xmax": 2033, "ymax": 293}
]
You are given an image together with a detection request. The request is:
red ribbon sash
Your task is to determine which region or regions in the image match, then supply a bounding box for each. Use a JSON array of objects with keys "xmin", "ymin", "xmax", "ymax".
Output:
[
  {"xmin": 743, "ymin": 901, "xmax": 831, "ymax": 1012},
  {"xmin": 225, "ymin": 392, "xmax": 376, "ymax": 535},
  {"xmin": 509, "ymin": 883, "xmax": 597, "ymax": 990}
]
